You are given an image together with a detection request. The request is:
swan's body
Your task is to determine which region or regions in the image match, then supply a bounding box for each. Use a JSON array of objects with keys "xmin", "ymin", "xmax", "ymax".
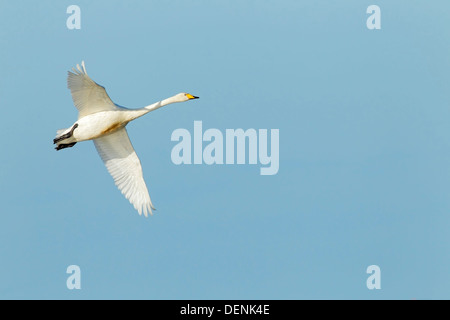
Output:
[{"xmin": 54, "ymin": 61, "xmax": 198, "ymax": 217}]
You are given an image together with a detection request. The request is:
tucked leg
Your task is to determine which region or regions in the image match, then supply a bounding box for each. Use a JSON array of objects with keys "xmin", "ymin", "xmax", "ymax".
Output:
[
  {"xmin": 55, "ymin": 142, "xmax": 77, "ymax": 151},
  {"xmin": 53, "ymin": 123, "xmax": 79, "ymax": 144}
]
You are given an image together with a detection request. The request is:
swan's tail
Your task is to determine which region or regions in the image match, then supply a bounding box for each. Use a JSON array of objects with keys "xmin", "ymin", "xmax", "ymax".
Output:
[
  {"xmin": 54, "ymin": 127, "xmax": 77, "ymax": 151},
  {"xmin": 54, "ymin": 128, "xmax": 69, "ymax": 143}
]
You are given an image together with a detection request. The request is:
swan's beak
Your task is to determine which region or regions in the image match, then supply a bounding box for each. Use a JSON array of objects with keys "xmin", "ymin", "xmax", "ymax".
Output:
[{"xmin": 186, "ymin": 93, "xmax": 199, "ymax": 100}]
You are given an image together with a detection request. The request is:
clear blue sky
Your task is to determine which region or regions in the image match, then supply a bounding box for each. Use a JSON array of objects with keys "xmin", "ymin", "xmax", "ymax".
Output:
[{"xmin": 0, "ymin": 0, "xmax": 449, "ymax": 299}]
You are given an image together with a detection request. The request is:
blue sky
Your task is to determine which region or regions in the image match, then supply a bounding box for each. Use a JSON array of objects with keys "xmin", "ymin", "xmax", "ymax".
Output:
[{"xmin": 0, "ymin": 0, "xmax": 449, "ymax": 299}]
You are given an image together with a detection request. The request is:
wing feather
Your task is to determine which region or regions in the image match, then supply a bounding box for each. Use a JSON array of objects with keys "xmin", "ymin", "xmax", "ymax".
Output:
[
  {"xmin": 93, "ymin": 128, "xmax": 155, "ymax": 217},
  {"xmin": 67, "ymin": 61, "xmax": 119, "ymax": 118}
]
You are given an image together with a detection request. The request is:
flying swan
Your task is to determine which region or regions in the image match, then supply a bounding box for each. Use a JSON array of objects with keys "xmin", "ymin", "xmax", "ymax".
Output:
[{"xmin": 54, "ymin": 61, "xmax": 198, "ymax": 217}]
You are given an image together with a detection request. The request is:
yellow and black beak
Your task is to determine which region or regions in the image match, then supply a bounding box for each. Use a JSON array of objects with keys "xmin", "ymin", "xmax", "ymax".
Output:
[{"xmin": 186, "ymin": 93, "xmax": 199, "ymax": 100}]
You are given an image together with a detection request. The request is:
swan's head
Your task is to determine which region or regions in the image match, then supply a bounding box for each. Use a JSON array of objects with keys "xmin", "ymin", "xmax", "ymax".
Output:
[{"xmin": 176, "ymin": 92, "xmax": 199, "ymax": 102}]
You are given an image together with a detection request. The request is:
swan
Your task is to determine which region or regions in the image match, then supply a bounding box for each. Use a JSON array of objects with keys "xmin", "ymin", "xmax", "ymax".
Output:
[{"xmin": 54, "ymin": 61, "xmax": 199, "ymax": 217}]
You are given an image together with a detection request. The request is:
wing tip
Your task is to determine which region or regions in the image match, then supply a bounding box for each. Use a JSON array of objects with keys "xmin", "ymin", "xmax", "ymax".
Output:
[
  {"xmin": 70, "ymin": 61, "xmax": 87, "ymax": 76},
  {"xmin": 81, "ymin": 60, "xmax": 87, "ymax": 75},
  {"xmin": 137, "ymin": 203, "xmax": 155, "ymax": 218}
]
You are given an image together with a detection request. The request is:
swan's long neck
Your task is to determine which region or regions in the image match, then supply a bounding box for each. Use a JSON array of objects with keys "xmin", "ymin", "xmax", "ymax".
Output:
[
  {"xmin": 126, "ymin": 95, "xmax": 181, "ymax": 121},
  {"xmin": 144, "ymin": 95, "xmax": 180, "ymax": 112}
]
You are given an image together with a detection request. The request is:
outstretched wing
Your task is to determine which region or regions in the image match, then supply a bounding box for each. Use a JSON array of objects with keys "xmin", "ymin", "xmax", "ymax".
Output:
[
  {"xmin": 67, "ymin": 61, "xmax": 119, "ymax": 118},
  {"xmin": 93, "ymin": 128, "xmax": 155, "ymax": 217}
]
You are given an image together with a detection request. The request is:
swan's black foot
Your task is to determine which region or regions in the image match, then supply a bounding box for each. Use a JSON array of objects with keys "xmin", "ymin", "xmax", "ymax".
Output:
[
  {"xmin": 55, "ymin": 142, "xmax": 77, "ymax": 151},
  {"xmin": 53, "ymin": 123, "xmax": 79, "ymax": 144}
]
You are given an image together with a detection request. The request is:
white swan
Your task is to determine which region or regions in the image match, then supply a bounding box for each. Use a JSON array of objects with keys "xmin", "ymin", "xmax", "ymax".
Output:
[{"xmin": 54, "ymin": 61, "xmax": 198, "ymax": 217}]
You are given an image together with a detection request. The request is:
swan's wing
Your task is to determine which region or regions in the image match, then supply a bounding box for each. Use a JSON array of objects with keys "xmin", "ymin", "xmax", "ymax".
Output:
[
  {"xmin": 67, "ymin": 61, "xmax": 119, "ymax": 119},
  {"xmin": 93, "ymin": 128, "xmax": 155, "ymax": 217}
]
